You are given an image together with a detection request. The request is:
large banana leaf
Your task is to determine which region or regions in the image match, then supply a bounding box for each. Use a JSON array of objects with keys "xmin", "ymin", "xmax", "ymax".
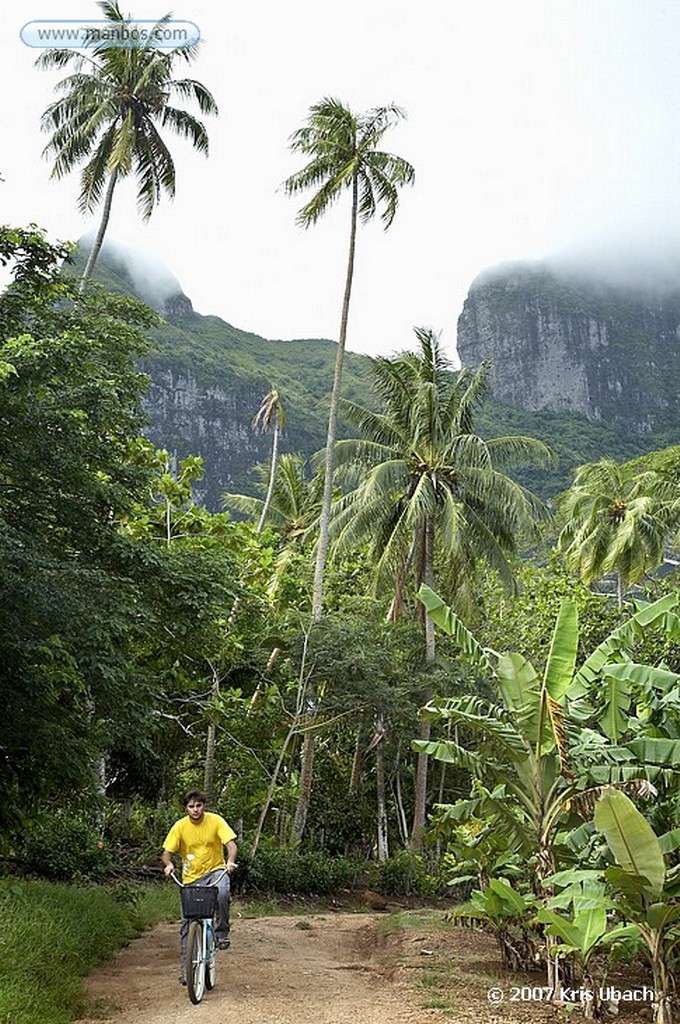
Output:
[
  {"xmin": 600, "ymin": 669, "xmax": 632, "ymax": 741},
  {"xmin": 602, "ymin": 661, "xmax": 680, "ymax": 694},
  {"xmin": 496, "ymin": 652, "xmax": 542, "ymax": 743},
  {"xmin": 530, "ymin": 600, "xmax": 579, "ymax": 765},
  {"xmin": 646, "ymin": 902, "xmax": 680, "ymax": 930},
  {"xmin": 570, "ymin": 594, "xmax": 680, "ymax": 698},
  {"xmin": 544, "ymin": 599, "xmax": 579, "ymax": 701},
  {"xmin": 417, "ymin": 583, "xmax": 494, "ymax": 672},
  {"xmin": 488, "ymin": 877, "xmax": 530, "ymax": 914},
  {"xmin": 625, "ymin": 736, "xmax": 680, "ymax": 767},
  {"xmin": 537, "ymin": 905, "xmax": 608, "ymax": 960},
  {"xmin": 417, "ymin": 695, "xmax": 529, "ymax": 757},
  {"xmin": 594, "ymin": 789, "xmax": 665, "ymax": 898},
  {"xmin": 659, "ymin": 828, "xmax": 680, "ymax": 856},
  {"xmin": 412, "ymin": 738, "xmax": 483, "ymax": 774}
]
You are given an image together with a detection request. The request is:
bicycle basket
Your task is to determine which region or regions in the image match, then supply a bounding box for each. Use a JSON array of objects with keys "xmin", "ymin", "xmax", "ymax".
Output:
[{"xmin": 181, "ymin": 884, "xmax": 218, "ymax": 919}]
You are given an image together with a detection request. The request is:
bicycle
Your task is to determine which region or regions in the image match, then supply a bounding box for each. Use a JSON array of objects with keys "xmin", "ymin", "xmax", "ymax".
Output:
[{"xmin": 170, "ymin": 869, "xmax": 228, "ymax": 1004}]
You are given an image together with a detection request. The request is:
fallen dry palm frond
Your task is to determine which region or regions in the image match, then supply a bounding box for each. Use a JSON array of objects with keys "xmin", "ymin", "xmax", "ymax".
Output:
[{"xmin": 565, "ymin": 779, "xmax": 658, "ymax": 818}]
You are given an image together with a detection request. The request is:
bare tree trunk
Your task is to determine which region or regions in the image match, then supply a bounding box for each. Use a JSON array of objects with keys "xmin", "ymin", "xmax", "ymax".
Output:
[
  {"xmin": 410, "ymin": 518, "xmax": 436, "ymax": 853},
  {"xmin": 249, "ymin": 646, "xmax": 282, "ymax": 711},
  {"xmin": 394, "ymin": 742, "xmax": 409, "ymax": 848},
  {"xmin": 252, "ymin": 634, "xmax": 310, "ymax": 856},
  {"xmin": 386, "ymin": 535, "xmax": 418, "ymax": 624},
  {"xmin": 311, "ymin": 173, "xmax": 358, "ymax": 624},
  {"xmin": 291, "ymin": 726, "xmax": 315, "ymax": 843},
  {"xmin": 203, "ymin": 661, "xmax": 221, "ymax": 804},
  {"xmin": 375, "ymin": 716, "xmax": 389, "ymax": 862},
  {"xmin": 251, "ymin": 718, "xmax": 297, "ymax": 857},
  {"xmin": 79, "ymin": 168, "xmax": 119, "ymax": 294},
  {"xmin": 349, "ymin": 720, "xmax": 364, "ymax": 792}
]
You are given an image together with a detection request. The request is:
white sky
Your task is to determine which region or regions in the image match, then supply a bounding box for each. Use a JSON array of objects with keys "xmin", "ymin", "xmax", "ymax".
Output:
[{"xmin": 3, "ymin": 0, "xmax": 680, "ymax": 358}]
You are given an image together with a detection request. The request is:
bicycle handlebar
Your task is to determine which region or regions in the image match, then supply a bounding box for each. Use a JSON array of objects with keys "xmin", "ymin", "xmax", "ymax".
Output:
[{"xmin": 168, "ymin": 866, "xmax": 232, "ymax": 887}]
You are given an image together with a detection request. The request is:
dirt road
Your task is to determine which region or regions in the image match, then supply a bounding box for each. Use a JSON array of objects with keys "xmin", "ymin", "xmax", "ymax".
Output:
[
  {"xmin": 73, "ymin": 912, "xmax": 450, "ymax": 1024},
  {"xmin": 73, "ymin": 906, "xmax": 657, "ymax": 1024}
]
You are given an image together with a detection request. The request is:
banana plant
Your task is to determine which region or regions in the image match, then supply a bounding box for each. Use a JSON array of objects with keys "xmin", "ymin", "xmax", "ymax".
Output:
[
  {"xmin": 438, "ymin": 818, "xmax": 525, "ymax": 891},
  {"xmin": 538, "ymin": 870, "xmax": 640, "ymax": 1018},
  {"xmin": 415, "ymin": 586, "xmax": 680, "ymax": 994},
  {"xmin": 416, "ymin": 588, "xmax": 679, "ymax": 883},
  {"xmin": 451, "ymin": 877, "xmax": 540, "ymax": 972},
  {"xmin": 594, "ymin": 788, "xmax": 680, "ymax": 1024}
]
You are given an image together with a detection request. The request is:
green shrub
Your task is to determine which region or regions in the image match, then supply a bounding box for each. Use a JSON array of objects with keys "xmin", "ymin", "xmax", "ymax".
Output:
[
  {"xmin": 370, "ymin": 851, "xmax": 440, "ymax": 896},
  {"xmin": 18, "ymin": 811, "xmax": 112, "ymax": 882},
  {"xmin": 246, "ymin": 848, "xmax": 360, "ymax": 895}
]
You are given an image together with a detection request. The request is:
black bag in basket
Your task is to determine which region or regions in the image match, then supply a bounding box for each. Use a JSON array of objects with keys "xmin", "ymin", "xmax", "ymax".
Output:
[{"xmin": 181, "ymin": 884, "xmax": 218, "ymax": 919}]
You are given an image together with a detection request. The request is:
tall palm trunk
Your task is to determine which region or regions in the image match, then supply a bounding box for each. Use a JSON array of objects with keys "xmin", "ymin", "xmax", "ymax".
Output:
[
  {"xmin": 292, "ymin": 175, "xmax": 358, "ymax": 844},
  {"xmin": 79, "ymin": 167, "xmax": 118, "ymax": 294},
  {"xmin": 410, "ymin": 518, "xmax": 436, "ymax": 853},
  {"xmin": 257, "ymin": 423, "xmax": 281, "ymax": 533},
  {"xmin": 311, "ymin": 172, "xmax": 358, "ymax": 623}
]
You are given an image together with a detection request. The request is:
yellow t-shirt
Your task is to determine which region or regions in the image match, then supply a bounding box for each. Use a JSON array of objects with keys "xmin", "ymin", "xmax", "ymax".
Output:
[{"xmin": 163, "ymin": 812, "xmax": 236, "ymax": 884}]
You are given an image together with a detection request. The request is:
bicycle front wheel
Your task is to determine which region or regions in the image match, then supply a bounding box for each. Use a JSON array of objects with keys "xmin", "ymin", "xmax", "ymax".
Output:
[
  {"xmin": 186, "ymin": 921, "xmax": 206, "ymax": 1004},
  {"xmin": 205, "ymin": 924, "xmax": 217, "ymax": 991}
]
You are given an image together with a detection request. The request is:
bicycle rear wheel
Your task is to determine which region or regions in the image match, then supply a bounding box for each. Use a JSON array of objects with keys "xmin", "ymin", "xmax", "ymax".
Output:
[{"xmin": 186, "ymin": 920, "xmax": 206, "ymax": 1004}]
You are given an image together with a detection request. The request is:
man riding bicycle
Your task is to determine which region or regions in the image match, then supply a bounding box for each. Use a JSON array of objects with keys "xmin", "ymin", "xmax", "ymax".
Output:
[{"xmin": 162, "ymin": 789, "xmax": 238, "ymax": 985}]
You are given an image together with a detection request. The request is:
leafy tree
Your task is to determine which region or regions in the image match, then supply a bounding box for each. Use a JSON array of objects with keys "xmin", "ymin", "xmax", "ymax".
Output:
[
  {"xmin": 475, "ymin": 555, "xmax": 622, "ymax": 670},
  {"xmin": 331, "ymin": 327, "xmax": 553, "ymax": 850},
  {"xmin": 0, "ymin": 231, "xmax": 157, "ymax": 831},
  {"xmin": 558, "ymin": 457, "xmax": 679, "ymax": 607},
  {"xmin": 37, "ymin": 0, "xmax": 217, "ymax": 288},
  {"xmin": 283, "ymin": 97, "xmax": 415, "ymax": 624}
]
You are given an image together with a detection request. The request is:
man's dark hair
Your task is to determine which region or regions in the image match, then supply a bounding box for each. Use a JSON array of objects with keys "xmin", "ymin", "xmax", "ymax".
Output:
[{"xmin": 183, "ymin": 789, "xmax": 208, "ymax": 807}]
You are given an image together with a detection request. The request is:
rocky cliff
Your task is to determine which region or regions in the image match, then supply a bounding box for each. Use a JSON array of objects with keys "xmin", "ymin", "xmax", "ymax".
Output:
[{"xmin": 456, "ymin": 262, "xmax": 680, "ymax": 435}]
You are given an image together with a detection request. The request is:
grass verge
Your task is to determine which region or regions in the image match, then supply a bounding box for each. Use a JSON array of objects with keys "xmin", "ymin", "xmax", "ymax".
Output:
[{"xmin": 0, "ymin": 878, "xmax": 178, "ymax": 1024}]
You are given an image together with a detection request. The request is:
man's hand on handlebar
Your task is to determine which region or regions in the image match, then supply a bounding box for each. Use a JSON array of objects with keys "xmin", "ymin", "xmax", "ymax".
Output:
[{"xmin": 163, "ymin": 862, "xmax": 176, "ymax": 877}]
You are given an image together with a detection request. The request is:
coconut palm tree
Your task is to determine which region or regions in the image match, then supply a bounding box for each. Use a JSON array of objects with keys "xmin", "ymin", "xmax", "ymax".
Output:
[
  {"xmin": 250, "ymin": 389, "xmax": 286, "ymax": 533},
  {"xmin": 283, "ymin": 97, "xmax": 415, "ymax": 624},
  {"xmin": 37, "ymin": 0, "xmax": 218, "ymax": 291},
  {"xmin": 330, "ymin": 327, "xmax": 554, "ymax": 850},
  {"xmin": 558, "ymin": 458, "xmax": 679, "ymax": 607}
]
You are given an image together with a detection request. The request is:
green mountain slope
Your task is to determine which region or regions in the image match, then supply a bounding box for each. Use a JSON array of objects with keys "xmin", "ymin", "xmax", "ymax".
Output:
[
  {"xmin": 75, "ymin": 243, "xmax": 676, "ymax": 507},
  {"xmin": 76, "ymin": 242, "xmax": 374, "ymax": 509}
]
